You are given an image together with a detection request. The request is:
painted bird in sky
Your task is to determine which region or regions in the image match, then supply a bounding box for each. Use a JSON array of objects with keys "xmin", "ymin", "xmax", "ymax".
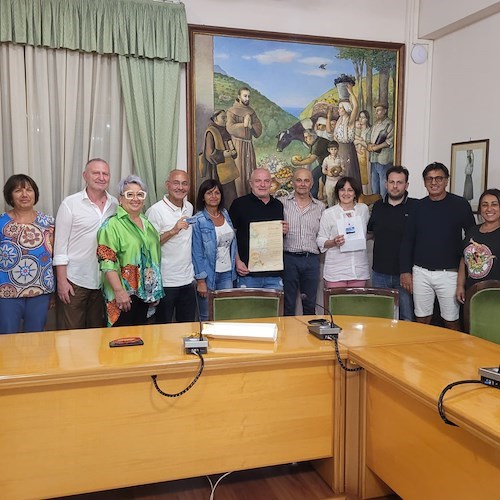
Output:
[{"xmin": 319, "ymin": 63, "xmax": 327, "ymax": 69}]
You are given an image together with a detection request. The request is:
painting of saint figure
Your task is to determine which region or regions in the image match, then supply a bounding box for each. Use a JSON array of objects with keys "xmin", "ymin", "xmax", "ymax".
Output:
[{"xmin": 188, "ymin": 26, "xmax": 404, "ymax": 206}]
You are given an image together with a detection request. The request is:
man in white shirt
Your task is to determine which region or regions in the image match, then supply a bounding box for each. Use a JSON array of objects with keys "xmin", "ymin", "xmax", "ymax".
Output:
[
  {"xmin": 53, "ymin": 159, "xmax": 118, "ymax": 329},
  {"xmin": 146, "ymin": 169, "xmax": 196, "ymax": 323}
]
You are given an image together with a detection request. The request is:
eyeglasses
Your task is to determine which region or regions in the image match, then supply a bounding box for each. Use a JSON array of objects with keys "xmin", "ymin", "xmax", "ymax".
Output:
[
  {"xmin": 122, "ymin": 190, "xmax": 147, "ymax": 200},
  {"xmin": 424, "ymin": 176, "xmax": 446, "ymax": 184}
]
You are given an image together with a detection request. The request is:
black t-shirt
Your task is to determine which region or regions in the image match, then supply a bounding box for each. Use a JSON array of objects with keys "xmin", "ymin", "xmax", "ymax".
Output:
[
  {"xmin": 368, "ymin": 194, "xmax": 417, "ymax": 275},
  {"xmin": 400, "ymin": 192, "xmax": 476, "ymax": 273},
  {"xmin": 229, "ymin": 193, "xmax": 284, "ymax": 277},
  {"xmin": 462, "ymin": 225, "xmax": 500, "ymax": 289}
]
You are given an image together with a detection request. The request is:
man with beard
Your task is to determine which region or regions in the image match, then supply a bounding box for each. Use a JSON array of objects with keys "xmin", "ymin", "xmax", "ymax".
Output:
[
  {"xmin": 368, "ymin": 166, "xmax": 417, "ymax": 320},
  {"xmin": 226, "ymin": 87, "xmax": 263, "ymax": 196}
]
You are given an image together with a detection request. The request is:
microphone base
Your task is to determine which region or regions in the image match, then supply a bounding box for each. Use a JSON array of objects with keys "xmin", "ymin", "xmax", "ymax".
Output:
[
  {"xmin": 308, "ymin": 323, "xmax": 341, "ymax": 340},
  {"xmin": 183, "ymin": 335, "xmax": 209, "ymax": 354},
  {"xmin": 479, "ymin": 367, "xmax": 500, "ymax": 388}
]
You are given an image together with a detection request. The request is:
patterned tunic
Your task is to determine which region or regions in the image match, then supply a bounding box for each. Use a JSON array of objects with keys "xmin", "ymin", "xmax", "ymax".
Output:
[
  {"xmin": 97, "ymin": 206, "xmax": 164, "ymax": 326},
  {"xmin": 0, "ymin": 212, "xmax": 55, "ymax": 298}
]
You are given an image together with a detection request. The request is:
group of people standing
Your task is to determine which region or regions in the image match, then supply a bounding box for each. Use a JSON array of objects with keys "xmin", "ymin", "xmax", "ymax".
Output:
[
  {"xmin": 194, "ymin": 156, "xmax": 499, "ymax": 329},
  {"xmin": 1, "ymin": 155, "xmax": 498, "ymax": 334},
  {"xmin": 0, "ymin": 161, "xmax": 189, "ymax": 333}
]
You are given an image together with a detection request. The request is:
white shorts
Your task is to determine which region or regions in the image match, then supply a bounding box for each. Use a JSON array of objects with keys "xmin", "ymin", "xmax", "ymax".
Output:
[{"xmin": 412, "ymin": 265, "xmax": 459, "ymax": 321}]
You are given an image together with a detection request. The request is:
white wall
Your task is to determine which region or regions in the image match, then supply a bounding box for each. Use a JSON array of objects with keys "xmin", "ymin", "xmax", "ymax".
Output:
[
  {"xmin": 419, "ymin": 0, "xmax": 500, "ymax": 39},
  {"xmin": 179, "ymin": 0, "xmax": 433, "ymax": 198},
  {"xmin": 184, "ymin": 0, "xmax": 407, "ymax": 41},
  {"xmin": 428, "ymin": 10, "xmax": 500, "ymax": 192}
]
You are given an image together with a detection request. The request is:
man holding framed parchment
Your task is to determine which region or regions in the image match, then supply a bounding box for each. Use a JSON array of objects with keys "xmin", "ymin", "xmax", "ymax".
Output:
[{"xmin": 229, "ymin": 168, "xmax": 288, "ymax": 290}]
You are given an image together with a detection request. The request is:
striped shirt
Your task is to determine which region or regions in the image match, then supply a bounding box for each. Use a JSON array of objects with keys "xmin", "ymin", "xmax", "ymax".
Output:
[{"xmin": 279, "ymin": 193, "xmax": 325, "ymax": 254}]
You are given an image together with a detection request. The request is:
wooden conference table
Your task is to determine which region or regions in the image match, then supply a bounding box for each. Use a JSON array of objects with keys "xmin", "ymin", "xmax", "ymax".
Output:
[
  {"xmin": 0, "ymin": 317, "xmax": 499, "ymax": 499},
  {"xmin": 0, "ymin": 316, "xmax": 343, "ymax": 499},
  {"xmin": 346, "ymin": 333, "xmax": 500, "ymax": 499}
]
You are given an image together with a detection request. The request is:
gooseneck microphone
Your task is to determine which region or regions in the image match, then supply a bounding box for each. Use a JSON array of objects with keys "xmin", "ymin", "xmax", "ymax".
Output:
[
  {"xmin": 300, "ymin": 294, "xmax": 342, "ymax": 339},
  {"xmin": 183, "ymin": 283, "xmax": 209, "ymax": 354}
]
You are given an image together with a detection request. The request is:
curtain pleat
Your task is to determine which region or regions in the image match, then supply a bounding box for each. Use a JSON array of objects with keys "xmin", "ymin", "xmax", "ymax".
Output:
[
  {"xmin": 118, "ymin": 55, "xmax": 180, "ymax": 206},
  {"xmin": 0, "ymin": 44, "xmax": 134, "ymax": 215},
  {"xmin": 0, "ymin": 0, "xmax": 186, "ymax": 214},
  {"xmin": 0, "ymin": 0, "xmax": 189, "ymax": 62}
]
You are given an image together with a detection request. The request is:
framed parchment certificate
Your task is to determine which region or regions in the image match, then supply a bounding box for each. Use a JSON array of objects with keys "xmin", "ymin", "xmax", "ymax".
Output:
[{"xmin": 248, "ymin": 221, "xmax": 284, "ymax": 272}]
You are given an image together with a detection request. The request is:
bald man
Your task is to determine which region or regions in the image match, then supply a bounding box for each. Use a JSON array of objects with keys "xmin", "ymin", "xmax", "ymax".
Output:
[
  {"xmin": 229, "ymin": 168, "xmax": 287, "ymax": 290},
  {"xmin": 146, "ymin": 170, "xmax": 196, "ymax": 323},
  {"xmin": 54, "ymin": 158, "xmax": 118, "ymax": 329},
  {"xmin": 278, "ymin": 168, "xmax": 324, "ymax": 315}
]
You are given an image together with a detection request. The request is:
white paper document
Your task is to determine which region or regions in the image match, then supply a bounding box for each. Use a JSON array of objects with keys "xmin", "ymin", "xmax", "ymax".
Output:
[
  {"xmin": 202, "ymin": 322, "xmax": 278, "ymax": 342},
  {"xmin": 336, "ymin": 210, "xmax": 366, "ymax": 252}
]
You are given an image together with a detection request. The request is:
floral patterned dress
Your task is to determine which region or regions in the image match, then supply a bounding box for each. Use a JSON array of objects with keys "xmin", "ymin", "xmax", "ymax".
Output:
[{"xmin": 0, "ymin": 211, "xmax": 55, "ymax": 298}]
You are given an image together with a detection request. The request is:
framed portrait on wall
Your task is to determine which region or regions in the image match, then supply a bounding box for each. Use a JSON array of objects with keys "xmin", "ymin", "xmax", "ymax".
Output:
[
  {"xmin": 186, "ymin": 25, "xmax": 405, "ymax": 206},
  {"xmin": 450, "ymin": 139, "xmax": 489, "ymax": 212}
]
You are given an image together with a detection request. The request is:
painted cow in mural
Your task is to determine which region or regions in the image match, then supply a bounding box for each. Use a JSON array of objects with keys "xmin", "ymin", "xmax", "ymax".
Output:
[
  {"xmin": 276, "ymin": 104, "xmax": 339, "ymax": 152},
  {"xmin": 275, "ymin": 118, "xmax": 312, "ymax": 152}
]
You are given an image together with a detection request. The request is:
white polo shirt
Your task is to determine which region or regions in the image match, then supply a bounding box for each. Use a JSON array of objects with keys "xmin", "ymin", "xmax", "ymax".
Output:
[
  {"xmin": 146, "ymin": 196, "xmax": 194, "ymax": 287},
  {"xmin": 53, "ymin": 189, "xmax": 118, "ymax": 290}
]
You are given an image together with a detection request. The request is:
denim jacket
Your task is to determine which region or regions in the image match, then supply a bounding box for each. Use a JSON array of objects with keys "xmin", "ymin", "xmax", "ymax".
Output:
[{"xmin": 191, "ymin": 209, "xmax": 237, "ymax": 289}]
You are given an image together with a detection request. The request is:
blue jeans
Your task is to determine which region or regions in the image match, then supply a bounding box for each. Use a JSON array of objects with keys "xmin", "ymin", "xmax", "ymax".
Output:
[
  {"xmin": 0, "ymin": 294, "xmax": 51, "ymax": 334},
  {"xmin": 198, "ymin": 270, "xmax": 234, "ymax": 321},
  {"xmin": 371, "ymin": 271, "xmax": 414, "ymax": 321},
  {"xmin": 283, "ymin": 252, "xmax": 320, "ymax": 315},
  {"xmin": 237, "ymin": 275, "xmax": 283, "ymax": 291},
  {"xmin": 371, "ymin": 162, "xmax": 392, "ymax": 197}
]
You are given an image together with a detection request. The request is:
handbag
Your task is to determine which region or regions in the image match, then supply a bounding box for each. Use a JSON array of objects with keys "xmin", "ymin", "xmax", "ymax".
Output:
[{"xmin": 216, "ymin": 156, "xmax": 240, "ymax": 184}]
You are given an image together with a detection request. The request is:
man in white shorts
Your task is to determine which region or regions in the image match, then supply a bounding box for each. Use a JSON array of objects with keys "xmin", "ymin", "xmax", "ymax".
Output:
[{"xmin": 400, "ymin": 162, "xmax": 475, "ymax": 330}]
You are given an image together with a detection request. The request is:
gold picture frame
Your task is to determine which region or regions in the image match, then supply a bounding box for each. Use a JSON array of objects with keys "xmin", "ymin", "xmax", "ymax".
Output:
[{"xmin": 186, "ymin": 25, "xmax": 405, "ymax": 203}]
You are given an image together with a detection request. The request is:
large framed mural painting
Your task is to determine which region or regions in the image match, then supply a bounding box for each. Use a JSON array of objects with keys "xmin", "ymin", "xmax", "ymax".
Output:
[{"xmin": 187, "ymin": 26, "xmax": 405, "ymax": 207}]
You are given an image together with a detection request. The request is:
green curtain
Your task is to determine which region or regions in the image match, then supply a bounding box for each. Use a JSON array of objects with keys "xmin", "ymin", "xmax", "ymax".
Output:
[
  {"xmin": 119, "ymin": 55, "xmax": 180, "ymax": 204},
  {"xmin": 0, "ymin": 0, "xmax": 189, "ymax": 62},
  {"xmin": 0, "ymin": 0, "xmax": 189, "ymax": 202}
]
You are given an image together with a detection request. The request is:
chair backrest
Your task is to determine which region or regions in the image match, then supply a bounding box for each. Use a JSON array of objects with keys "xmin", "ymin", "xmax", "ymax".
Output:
[
  {"xmin": 323, "ymin": 287, "xmax": 399, "ymax": 320},
  {"xmin": 208, "ymin": 288, "xmax": 284, "ymax": 321},
  {"xmin": 464, "ymin": 280, "xmax": 500, "ymax": 344}
]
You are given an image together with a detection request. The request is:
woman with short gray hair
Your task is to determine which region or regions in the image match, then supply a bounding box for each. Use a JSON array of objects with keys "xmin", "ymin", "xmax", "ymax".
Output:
[{"xmin": 97, "ymin": 175, "xmax": 163, "ymax": 326}]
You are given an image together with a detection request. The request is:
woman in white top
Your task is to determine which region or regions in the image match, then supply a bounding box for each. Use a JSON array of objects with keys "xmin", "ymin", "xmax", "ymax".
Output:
[
  {"xmin": 192, "ymin": 179, "xmax": 237, "ymax": 321},
  {"xmin": 316, "ymin": 176, "xmax": 370, "ymax": 287}
]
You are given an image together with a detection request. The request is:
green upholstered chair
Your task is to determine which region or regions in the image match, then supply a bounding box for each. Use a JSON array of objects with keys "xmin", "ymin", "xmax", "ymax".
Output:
[
  {"xmin": 464, "ymin": 280, "xmax": 500, "ymax": 344},
  {"xmin": 208, "ymin": 288, "xmax": 284, "ymax": 321},
  {"xmin": 323, "ymin": 287, "xmax": 399, "ymax": 320}
]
